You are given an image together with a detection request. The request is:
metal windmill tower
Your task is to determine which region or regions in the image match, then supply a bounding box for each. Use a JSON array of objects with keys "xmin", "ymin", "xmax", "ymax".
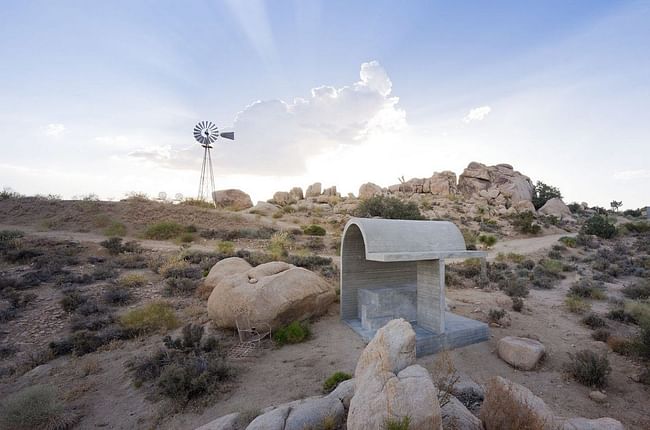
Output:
[{"xmin": 192, "ymin": 121, "xmax": 234, "ymax": 203}]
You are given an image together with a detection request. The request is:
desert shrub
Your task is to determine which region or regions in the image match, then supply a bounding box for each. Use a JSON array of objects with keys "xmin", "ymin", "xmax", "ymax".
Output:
[
  {"xmin": 569, "ymin": 279, "xmax": 606, "ymax": 300},
  {"xmin": 178, "ymin": 232, "xmax": 195, "ymax": 243},
  {"xmin": 118, "ymin": 273, "xmax": 146, "ymax": 288},
  {"xmin": 273, "ymin": 321, "xmax": 311, "ymax": 345},
  {"xmin": 120, "ymin": 302, "xmax": 179, "ymax": 334},
  {"xmin": 607, "ymin": 336, "xmax": 635, "ymax": 356},
  {"xmin": 267, "ymin": 231, "xmax": 290, "ymax": 258},
  {"xmin": 532, "ymin": 181, "xmax": 562, "ymax": 210},
  {"xmin": 200, "ymin": 227, "xmax": 276, "ymax": 241},
  {"xmin": 622, "ymin": 280, "xmax": 650, "ymax": 300},
  {"xmin": 519, "ymin": 259, "xmax": 535, "ymax": 270},
  {"xmin": 626, "ymin": 301, "xmax": 650, "ymax": 325},
  {"xmin": 92, "ymin": 264, "xmax": 117, "ymax": 280},
  {"xmin": 512, "ymin": 297, "xmax": 524, "ymax": 312},
  {"xmin": 565, "ymin": 350, "xmax": 611, "ymax": 388},
  {"xmin": 144, "ymin": 221, "xmax": 185, "ymax": 240},
  {"xmin": 635, "ymin": 318, "xmax": 650, "ymax": 359},
  {"xmin": 607, "ymin": 308, "xmax": 637, "ymax": 324},
  {"xmin": 582, "ymin": 215, "xmax": 616, "ymax": 239},
  {"xmin": 582, "ymin": 313, "xmax": 606, "ymax": 329},
  {"xmin": 71, "ymin": 312, "xmax": 115, "ymax": 332},
  {"xmin": 498, "ymin": 252, "xmax": 525, "ymax": 263},
  {"xmin": 511, "ymin": 212, "xmax": 541, "ymax": 235},
  {"xmin": 104, "ymin": 222, "xmax": 127, "ymax": 237},
  {"xmin": 500, "ymin": 277, "xmax": 529, "ymax": 298},
  {"xmin": 0, "ymin": 385, "xmax": 77, "ymax": 430},
  {"xmin": 216, "ymin": 241, "xmax": 235, "ymax": 255},
  {"xmin": 69, "ymin": 330, "xmax": 107, "ymax": 355},
  {"xmin": 565, "ymin": 296, "xmax": 591, "ymax": 314},
  {"xmin": 540, "ymin": 259, "xmax": 563, "ymax": 274},
  {"xmin": 478, "ymin": 234, "xmax": 497, "ymax": 248},
  {"xmin": 592, "ymin": 329, "xmax": 611, "ymax": 342},
  {"xmin": 488, "ymin": 308, "xmax": 507, "ymax": 324},
  {"xmin": 114, "ymin": 253, "xmax": 147, "ymax": 269},
  {"xmin": 429, "ymin": 350, "xmax": 460, "ymax": 408},
  {"xmin": 622, "ymin": 221, "xmax": 650, "ymax": 234},
  {"xmin": 383, "ymin": 416, "xmax": 411, "ymax": 430},
  {"xmin": 303, "ymin": 224, "xmax": 326, "ymax": 236},
  {"xmin": 323, "ymin": 371, "xmax": 352, "ymax": 393},
  {"xmin": 0, "ymin": 229, "xmax": 24, "ymax": 242},
  {"xmin": 100, "ymin": 237, "xmax": 126, "ymax": 255},
  {"xmin": 103, "ymin": 286, "xmax": 133, "ymax": 305},
  {"xmin": 559, "ymin": 236, "xmax": 577, "ymax": 248},
  {"xmin": 159, "ymin": 258, "xmax": 202, "ymax": 279},
  {"xmin": 286, "ymin": 254, "xmax": 336, "ymax": 273},
  {"xmin": 60, "ymin": 291, "xmax": 86, "ymax": 313},
  {"xmin": 451, "ymin": 258, "xmax": 482, "ymax": 279},
  {"xmin": 461, "ymin": 229, "xmax": 478, "ymax": 250},
  {"xmin": 480, "ymin": 378, "xmax": 547, "ymax": 430},
  {"xmin": 164, "ymin": 277, "xmax": 199, "ymax": 296},
  {"xmin": 355, "ymin": 195, "xmax": 424, "ymax": 220}
]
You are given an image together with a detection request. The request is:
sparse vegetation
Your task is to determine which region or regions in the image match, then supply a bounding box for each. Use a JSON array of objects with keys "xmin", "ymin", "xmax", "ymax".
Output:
[
  {"xmin": 622, "ymin": 280, "xmax": 650, "ymax": 300},
  {"xmin": 383, "ymin": 416, "xmax": 411, "ymax": 430},
  {"xmin": 511, "ymin": 212, "xmax": 541, "ymax": 235},
  {"xmin": 582, "ymin": 215, "xmax": 616, "ymax": 239},
  {"xmin": 480, "ymin": 378, "xmax": 546, "ymax": 430},
  {"xmin": 565, "ymin": 296, "xmax": 591, "ymax": 314},
  {"xmin": 565, "ymin": 350, "xmax": 611, "ymax": 388},
  {"xmin": 104, "ymin": 221, "xmax": 127, "ymax": 237},
  {"xmin": 323, "ymin": 371, "xmax": 351, "ymax": 393},
  {"xmin": 355, "ymin": 195, "xmax": 424, "ymax": 220},
  {"xmin": 118, "ymin": 273, "xmax": 147, "ymax": 288},
  {"xmin": 273, "ymin": 321, "xmax": 311, "ymax": 345},
  {"xmin": 0, "ymin": 385, "xmax": 77, "ymax": 430},
  {"xmin": 303, "ymin": 224, "xmax": 326, "ymax": 236},
  {"xmin": 144, "ymin": 221, "xmax": 186, "ymax": 240},
  {"xmin": 120, "ymin": 302, "xmax": 179, "ymax": 334},
  {"xmin": 569, "ymin": 279, "xmax": 606, "ymax": 300},
  {"xmin": 478, "ymin": 234, "xmax": 497, "ymax": 248},
  {"xmin": 582, "ymin": 313, "xmax": 606, "ymax": 329},
  {"xmin": 216, "ymin": 241, "xmax": 235, "ymax": 255}
]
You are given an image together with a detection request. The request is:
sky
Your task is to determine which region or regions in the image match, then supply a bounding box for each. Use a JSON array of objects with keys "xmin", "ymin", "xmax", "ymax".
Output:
[{"xmin": 0, "ymin": 0, "xmax": 649, "ymax": 208}]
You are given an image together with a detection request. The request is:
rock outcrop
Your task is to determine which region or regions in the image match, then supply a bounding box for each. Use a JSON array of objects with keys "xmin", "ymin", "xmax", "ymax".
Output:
[
  {"xmin": 248, "ymin": 201, "xmax": 280, "ymax": 216},
  {"xmin": 206, "ymin": 258, "xmax": 336, "ymax": 329},
  {"xmin": 272, "ymin": 191, "xmax": 294, "ymax": 206},
  {"xmin": 441, "ymin": 396, "xmax": 483, "ymax": 430},
  {"xmin": 538, "ymin": 197, "xmax": 572, "ymax": 218},
  {"xmin": 347, "ymin": 319, "xmax": 442, "ymax": 430},
  {"xmin": 358, "ymin": 182, "xmax": 383, "ymax": 199},
  {"xmin": 196, "ymin": 380, "xmax": 355, "ymax": 430},
  {"xmin": 497, "ymin": 336, "xmax": 545, "ymax": 370},
  {"xmin": 458, "ymin": 162, "xmax": 534, "ymax": 203},
  {"xmin": 305, "ymin": 182, "xmax": 322, "ymax": 198},
  {"xmin": 212, "ymin": 189, "xmax": 253, "ymax": 211}
]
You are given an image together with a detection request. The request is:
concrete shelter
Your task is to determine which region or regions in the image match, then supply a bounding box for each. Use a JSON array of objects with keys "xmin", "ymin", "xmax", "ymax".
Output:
[{"xmin": 340, "ymin": 217, "xmax": 489, "ymax": 356}]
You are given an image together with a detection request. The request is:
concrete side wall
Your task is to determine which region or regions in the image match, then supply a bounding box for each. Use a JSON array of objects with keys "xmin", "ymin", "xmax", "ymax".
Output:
[
  {"xmin": 341, "ymin": 224, "xmax": 416, "ymax": 320},
  {"xmin": 416, "ymin": 260, "xmax": 445, "ymax": 334}
]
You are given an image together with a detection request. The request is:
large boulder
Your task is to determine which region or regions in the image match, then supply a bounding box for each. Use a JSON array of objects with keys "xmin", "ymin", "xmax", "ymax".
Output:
[
  {"xmin": 348, "ymin": 319, "xmax": 442, "ymax": 430},
  {"xmin": 538, "ymin": 197, "xmax": 572, "ymax": 218},
  {"xmin": 441, "ymin": 396, "xmax": 483, "ymax": 430},
  {"xmin": 248, "ymin": 201, "xmax": 280, "ymax": 216},
  {"xmin": 289, "ymin": 187, "xmax": 304, "ymax": 201},
  {"xmin": 358, "ymin": 182, "xmax": 383, "ymax": 199},
  {"xmin": 305, "ymin": 182, "xmax": 322, "ymax": 198},
  {"xmin": 212, "ymin": 189, "xmax": 253, "ymax": 211},
  {"xmin": 272, "ymin": 191, "xmax": 295, "ymax": 206},
  {"xmin": 428, "ymin": 171, "xmax": 458, "ymax": 196},
  {"xmin": 497, "ymin": 336, "xmax": 545, "ymax": 370},
  {"xmin": 457, "ymin": 162, "xmax": 533, "ymax": 203},
  {"xmin": 482, "ymin": 377, "xmax": 623, "ymax": 430},
  {"xmin": 206, "ymin": 259, "xmax": 336, "ymax": 329}
]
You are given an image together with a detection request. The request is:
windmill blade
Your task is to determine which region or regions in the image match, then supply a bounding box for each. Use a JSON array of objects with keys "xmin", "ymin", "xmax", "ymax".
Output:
[{"xmin": 220, "ymin": 131, "xmax": 235, "ymax": 140}]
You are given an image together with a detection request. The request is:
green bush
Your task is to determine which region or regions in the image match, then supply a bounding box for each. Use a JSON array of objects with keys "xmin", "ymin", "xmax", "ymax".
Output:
[
  {"xmin": 273, "ymin": 321, "xmax": 311, "ymax": 345},
  {"xmin": 500, "ymin": 277, "xmax": 529, "ymax": 298},
  {"xmin": 120, "ymin": 302, "xmax": 179, "ymax": 334},
  {"xmin": 0, "ymin": 385, "xmax": 77, "ymax": 430},
  {"xmin": 569, "ymin": 279, "xmax": 606, "ymax": 300},
  {"xmin": 559, "ymin": 236, "xmax": 577, "ymax": 248},
  {"xmin": 582, "ymin": 313, "xmax": 606, "ymax": 329},
  {"xmin": 607, "ymin": 308, "xmax": 637, "ymax": 324},
  {"xmin": 478, "ymin": 234, "xmax": 497, "ymax": 248},
  {"xmin": 60, "ymin": 291, "xmax": 86, "ymax": 313},
  {"xmin": 488, "ymin": 308, "xmax": 507, "ymax": 323},
  {"xmin": 383, "ymin": 416, "xmax": 411, "ymax": 430},
  {"xmin": 104, "ymin": 222, "xmax": 127, "ymax": 237},
  {"xmin": 216, "ymin": 241, "xmax": 235, "ymax": 255},
  {"xmin": 323, "ymin": 371, "xmax": 352, "ymax": 393},
  {"xmin": 355, "ymin": 195, "xmax": 424, "ymax": 220},
  {"xmin": 303, "ymin": 224, "xmax": 326, "ymax": 236},
  {"xmin": 581, "ymin": 215, "xmax": 616, "ymax": 239},
  {"xmin": 532, "ymin": 181, "xmax": 562, "ymax": 210},
  {"xmin": 144, "ymin": 221, "xmax": 185, "ymax": 240},
  {"xmin": 100, "ymin": 237, "xmax": 126, "ymax": 255},
  {"xmin": 565, "ymin": 350, "xmax": 611, "ymax": 388},
  {"xmin": 511, "ymin": 212, "xmax": 541, "ymax": 235}
]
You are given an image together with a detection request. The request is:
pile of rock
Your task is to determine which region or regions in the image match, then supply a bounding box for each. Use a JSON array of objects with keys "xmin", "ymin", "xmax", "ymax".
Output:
[
  {"xmin": 205, "ymin": 258, "xmax": 336, "ymax": 329},
  {"xmin": 271, "ymin": 182, "xmax": 341, "ymax": 206}
]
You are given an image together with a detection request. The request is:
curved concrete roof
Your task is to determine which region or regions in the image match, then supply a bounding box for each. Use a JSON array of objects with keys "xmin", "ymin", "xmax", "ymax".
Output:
[{"xmin": 343, "ymin": 217, "xmax": 486, "ymax": 262}]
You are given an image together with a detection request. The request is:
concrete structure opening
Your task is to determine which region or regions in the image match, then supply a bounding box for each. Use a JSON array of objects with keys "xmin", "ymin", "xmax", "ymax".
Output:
[{"xmin": 340, "ymin": 217, "xmax": 489, "ymax": 356}]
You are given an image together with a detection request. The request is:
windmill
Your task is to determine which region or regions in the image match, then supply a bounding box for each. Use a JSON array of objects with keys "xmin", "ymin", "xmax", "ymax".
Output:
[{"xmin": 192, "ymin": 121, "xmax": 234, "ymax": 203}]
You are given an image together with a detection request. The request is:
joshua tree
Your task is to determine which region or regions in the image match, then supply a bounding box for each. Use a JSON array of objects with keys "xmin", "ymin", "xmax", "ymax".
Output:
[{"xmin": 610, "ymin": 200, "xmax": 622, "ymax": 212}]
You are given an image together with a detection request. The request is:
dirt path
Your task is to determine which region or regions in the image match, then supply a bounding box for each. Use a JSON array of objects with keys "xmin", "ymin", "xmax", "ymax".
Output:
[{"xmin": 487, "ymin": 232, "xmax": 576, "ymax": 259}]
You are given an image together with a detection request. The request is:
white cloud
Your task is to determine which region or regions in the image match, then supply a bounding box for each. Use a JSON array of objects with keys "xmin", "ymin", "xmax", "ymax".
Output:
[
  {"xmin": 463, "ymin": 106, "xmax": 491, "ymax": 123},
  {"xmin": 45, "ymin": 123, "xmax": 65, "ymax": 136},
  {"xmin": 130, "ymin": 61, "xmax": 406, "ymax": 175},
  {"xmin": 613, "ymin": 169, "xmax": 650, "ymax": 180}
]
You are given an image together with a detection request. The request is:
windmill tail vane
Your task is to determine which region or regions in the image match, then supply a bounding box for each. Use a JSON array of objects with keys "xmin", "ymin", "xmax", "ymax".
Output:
[{"xmin": 193, "ymin": 121, "xmax": 235, "ymax": 203}]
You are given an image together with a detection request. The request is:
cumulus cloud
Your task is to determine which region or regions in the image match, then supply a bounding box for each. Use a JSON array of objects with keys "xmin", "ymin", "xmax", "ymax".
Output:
[
  {"xmin": 45, "ymin": 123, "xmax": 65, "ymax": 136},
  {"xmin": 463, "ymin": 106, "xmax": 491, "ymax": 123},
  {"xmin": 130, "ymin": 61, "xmax": 406, "ymax": 175}
]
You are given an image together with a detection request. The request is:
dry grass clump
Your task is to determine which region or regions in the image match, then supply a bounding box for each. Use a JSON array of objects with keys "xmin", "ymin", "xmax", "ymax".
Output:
[
  {"xmin": 322, "ymin": 371, "xmax": 352, "ymax": 393},
  {"xmin": 143, "ymin": 221, "xmax": 185, "ymax": 240},
  {"xmin": 564, "ymin": 350, "xmax": 611, "ymax": 388},
  {"xmin": 0, "ymin": 385, "xmax": 78, "ymax": 430},
  {"xmin": 565, "ymin": 296, "xmax": 591, "ymax": 314},
  {"xmin": 429, "ymin": 350, "xmax": 459, "ymax": 408},
  {"xmin": 118, "ymin": 273, "xmax": 146, "ymax": 288},
  {"xmin": 120, "ymin": 302, "xmax": 179, "ymax": 334},
  {"xmin": 480, "ymin": 378, "xmax": 547, "ymax": 430}
]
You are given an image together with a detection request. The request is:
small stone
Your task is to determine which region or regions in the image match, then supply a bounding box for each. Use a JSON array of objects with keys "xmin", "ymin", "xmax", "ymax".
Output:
[{"xmin": 589, "ymin": 391, "xmax": 607, "ymax": 403}]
